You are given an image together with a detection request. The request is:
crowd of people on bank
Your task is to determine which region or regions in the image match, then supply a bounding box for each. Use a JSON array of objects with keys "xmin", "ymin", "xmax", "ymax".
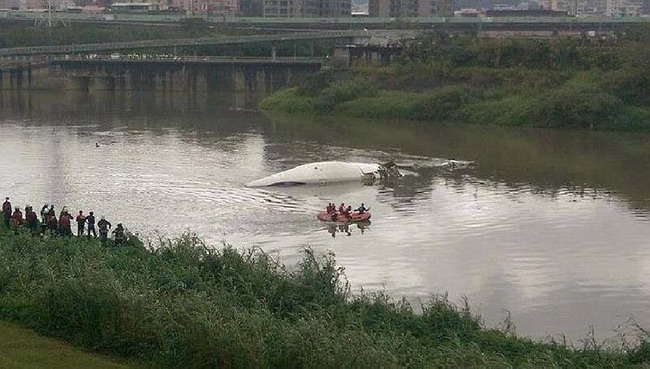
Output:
[{"xmin": 2, "ymin": 196, "xmax": 128, "ymax": 245}]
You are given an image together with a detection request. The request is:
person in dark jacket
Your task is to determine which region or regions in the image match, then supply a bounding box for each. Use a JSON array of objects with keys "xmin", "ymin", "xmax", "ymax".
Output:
[
  {"xmin": 86, "ymin": 211, "xmax": 96, "ymax": 238},
  {"xmin": 40, "ymin": 204, "xmax": 49, "ymax": 223},
  {"xmin": 2, "ymin": 197, "xmax": 12, "ymax": 227},
  {"xmin": 98, "ymin": 216, "xmax": 112, "ymax": 242},
  {"xmin": 25, "ymin": 205, "xmax": 39, "ymax": 234},
  {"xmin": 47, "ymin": 214, "xmax": 58, "ymax": 234},
  {"xmin": 113, "ymin": 223, "xmax": 125, "ymax": 245},
  {"xmin": 355, "ymin": 203, "xmax": 369, "ymax": 214},
  {"xmin": 10, "ymin": 207, "xmax": 24, "ymax": 228}
]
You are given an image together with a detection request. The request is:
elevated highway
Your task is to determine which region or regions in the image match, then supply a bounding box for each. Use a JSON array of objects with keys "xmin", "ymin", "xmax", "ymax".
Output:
[
  {"xmin": 1, "ymin": 10, "xmax": 649, "ymax": 30},
  {"xmin": 0, "ymin": 54, "xmax": 326, "ymax": 91},
  {"xmin": 0, "ymin": 30, "xmax": 415, "ymax": 57},
  {"xmin": 52, "ymin": 55, "xmax": 324, "ymax": 66}
]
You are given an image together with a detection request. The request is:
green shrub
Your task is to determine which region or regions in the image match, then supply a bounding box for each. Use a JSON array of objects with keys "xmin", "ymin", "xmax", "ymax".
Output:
[
  {"xmin": 335, "ymin": 86, "xmax": 475, "ymax": 121},
  {"xmin": 0, "ymin": 227, "xmax": 639, "ymax": 368},
  {"xmin": 259, "ymin": 89, "xmax": 315, "ymax": 114},
  {"xmin": 601, "ymin": 68, "xmax": 649, "ymax": 106},
  {"xmin": 311, "ymin": 80, "xmax": 376, "ymax": 113}
]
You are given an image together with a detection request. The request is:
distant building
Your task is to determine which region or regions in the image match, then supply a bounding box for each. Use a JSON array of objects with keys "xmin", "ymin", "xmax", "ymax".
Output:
[
  {"xmin": 110, "ymin": 2, "xmax": 159, "ymax": 11},
  {"xmin": 262, "ymin": 0, "xmax": 300, "ymax": 16},
  {"xmin": 369, "ymin": 0, "xmax": 453, "ymax": 17},
  {"xmin": 0, "ymin": 0, "xmax": 21, "ymax": 9},
  {"xmin": 644, "ymin": 0, "xmax": 649, "ymax": 13},
  {"xmin": 238, "ymin": 0, "xmax": 262, "ymax": 15},
  {"xmin": 25, "ymin": 0, "xmax": 73, "ymax": 9},
  {"xmin": 454, "ymin": 7, "xmax": 481, "ymax": 16},
  {"xmin": 605, "ymin": 0, "xmax": 642, "ymax": 15},
  {"xmin": 492, "ymin": 3, "xmax": 517, "ymax": 9},
  {"xmin": 572, "ymin": 0, "xmax": 604, "ymax": 15},
  {"xmin": 484, "ymin": 8, "xmax": 568, "ymax": 15},
  {"xmin": 263, "ymin": 0, "xmax": 350, "ymax": 17}
]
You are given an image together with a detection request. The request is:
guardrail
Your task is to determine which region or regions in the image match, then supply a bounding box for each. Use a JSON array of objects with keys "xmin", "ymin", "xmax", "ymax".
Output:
[
  {"xmin": 2, "ymin": 11, "xmax": 649, "ymax": 25},
  {"xmin": 0, "ymin": 31, "xmax": 358, "ymax": 56},
  {"xmin": 52, "ymin": 55, "xmax": 324, "ymax": 64},
  {"xmin": 0, "ymin": 30, "xmax": 416, "ymax": 56}
]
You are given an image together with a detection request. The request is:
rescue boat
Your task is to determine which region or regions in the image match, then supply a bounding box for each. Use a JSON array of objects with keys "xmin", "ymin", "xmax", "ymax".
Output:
[{"xmin": 317, "ymin": 211, "xmax": 371, "ymax": 222}]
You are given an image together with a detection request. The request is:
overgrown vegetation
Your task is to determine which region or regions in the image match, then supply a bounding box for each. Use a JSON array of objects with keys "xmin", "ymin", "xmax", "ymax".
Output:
[
  {"xmin": 261, "ymin": 27, "xmax": 650, "ymax": 131},
  {"xmin": 1, "ymin": 224, "xmax": 650, "ymax": 368}
]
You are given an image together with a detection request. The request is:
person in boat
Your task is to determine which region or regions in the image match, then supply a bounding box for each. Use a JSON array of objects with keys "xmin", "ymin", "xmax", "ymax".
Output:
[
  {"xmin": 25, "ymin": 205, "xmax": 39, "ymax": 234},
  {"xmin": 113, "ymin": 223, "xmax": 125, "ymax": 245},
  {"xmin": 98, "ymin": 216, "xmax": 112, "ymax": 243},
  {"xmin": 356, "ymin": 203, "xmax": 369, "ymax": 214},
  {"xmin": 86, "ymin": 211, "xmax": 97, "ymax": 238},
  {"xmin": 338, "ymin": 203, "xmax": 345, "ymax": 214},
  {"xmin": 47, "ymin": 205, "xmax": 55, "ymax": 219},
  {"xmin": 75, "ymin": 210, "xmax": 86, "ymax": 236},
  {"xmin": 10, "ymin": 207, "xmax": 24, "ymax": 228},
  {"xmin": 2, "ymin": 197, "xmax": 12, "ymax": 227},
  {"xmin": 343, "ymin": 206, "xmax": 352, "ymax": 221}
]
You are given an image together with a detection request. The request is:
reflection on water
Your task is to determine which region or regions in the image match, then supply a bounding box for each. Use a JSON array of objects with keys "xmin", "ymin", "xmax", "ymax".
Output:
[
  {"xmin": 1, "ymin": 90, "xmax": 650, "ymax": 342},
  {"xmin": 324, "ymin": 221, "xmax": 371, "ymax": 238}
]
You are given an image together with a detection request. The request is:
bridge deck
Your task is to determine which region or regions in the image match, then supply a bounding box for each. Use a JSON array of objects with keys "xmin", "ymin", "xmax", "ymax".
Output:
[
  {"xmin": 52, "ymin": 56, "xmax": 323, "ymax": 66},
  {"xmin": 0, "ymin": 30, "xmax": 396, "ymax": 56}
]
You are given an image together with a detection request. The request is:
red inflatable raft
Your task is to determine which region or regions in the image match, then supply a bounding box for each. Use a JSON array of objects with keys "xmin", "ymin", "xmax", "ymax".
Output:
[{"xmin": 317, "ymin": 211, "xmax": 371, "ymax": 222}]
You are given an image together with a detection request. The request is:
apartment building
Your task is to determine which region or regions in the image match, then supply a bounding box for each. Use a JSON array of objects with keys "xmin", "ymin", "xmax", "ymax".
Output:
[
  {"xmin": 369, "ymin": 0, "xmax": 453, "ymax": 17},
  {"xmin": 605, "ymin": 0, "xmax": 642, "ymax": 16},
  {"xmin": 0, "ymin": 0, "xmax": 21, "ymax": 8},
  {"xmin": 263, "ymin": 0, "xmax": 350, "ymax": 17}
]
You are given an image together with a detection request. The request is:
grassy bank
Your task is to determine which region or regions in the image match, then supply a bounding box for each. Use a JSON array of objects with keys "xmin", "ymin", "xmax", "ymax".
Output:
[
  {"xmin": 1, "ymin": 225, "xmax": 650, "ymax": 368},
  {"xmin": 261, "ymin": 29, "xmax": 650, "ymax": 131},
  {"xmin": 0, "ymin": 321, "xmax": 139, "ymax": 369}
]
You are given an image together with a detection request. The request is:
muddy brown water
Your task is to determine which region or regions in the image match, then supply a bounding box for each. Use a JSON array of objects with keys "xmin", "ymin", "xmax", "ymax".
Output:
[{"xmin": 1, "ymin": 90, "xmax": 649, "ymax": 341}]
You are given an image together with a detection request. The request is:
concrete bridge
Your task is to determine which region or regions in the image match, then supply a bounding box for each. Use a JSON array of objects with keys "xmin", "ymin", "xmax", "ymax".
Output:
[
  {"xmin": 0, "ymin": 30, "xmax": 414, "ymax": 57},
  {"xmin": 0, "ymin": 55, "xmax": 325, "ymax": 92}
]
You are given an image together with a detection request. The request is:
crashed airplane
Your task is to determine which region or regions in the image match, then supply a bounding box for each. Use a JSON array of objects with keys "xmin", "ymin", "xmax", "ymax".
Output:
[{"xmin": 246, "ymin": 161, "xmax": 402, "ymax": 187}]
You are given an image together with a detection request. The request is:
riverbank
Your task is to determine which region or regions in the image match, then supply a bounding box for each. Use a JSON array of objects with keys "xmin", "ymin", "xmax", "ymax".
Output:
[
  {"xmin": 0, "ymin": 224, "xmax": 649, "ymax": 367},
  {"xmin": 0, "ymin": 321, "xmax": 140, "ymax": 369},
  {"xmin": 261, "ymin": 29, "xmax": 650, "ymax": 131}
]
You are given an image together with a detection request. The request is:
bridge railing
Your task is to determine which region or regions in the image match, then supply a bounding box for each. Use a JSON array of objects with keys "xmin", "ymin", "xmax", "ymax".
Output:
[
  {"xmin": 0, "ymin": 31, "xmax": 366, "ymax": 56},
  {"xmin": 2, "ymin": 11, "xmax": 650, "ymax": 25},
  {"xmin": 0, "ymin": 30, "xmax": 418, "ymax": 56},
  {"xmin": 52, "ymin": 55, "xmax": 324, "ymax": 64}
]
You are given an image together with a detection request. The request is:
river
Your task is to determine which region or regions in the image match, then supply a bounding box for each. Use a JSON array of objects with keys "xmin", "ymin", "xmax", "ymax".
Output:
[{"xmin": 1, "ymin": 90, "xmax": 649, "ymax": 342}]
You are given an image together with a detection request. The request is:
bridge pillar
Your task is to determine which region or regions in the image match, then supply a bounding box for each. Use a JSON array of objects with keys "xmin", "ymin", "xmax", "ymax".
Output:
[{"xmin": 271, "ymin": 46, "xmax": 277, "ymax": 62}]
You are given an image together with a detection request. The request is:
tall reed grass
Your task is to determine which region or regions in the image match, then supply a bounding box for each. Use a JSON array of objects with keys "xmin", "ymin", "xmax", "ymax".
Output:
[{"xmin": 0, "ymin": 226, "xmax": 648, "ymax": 368}]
